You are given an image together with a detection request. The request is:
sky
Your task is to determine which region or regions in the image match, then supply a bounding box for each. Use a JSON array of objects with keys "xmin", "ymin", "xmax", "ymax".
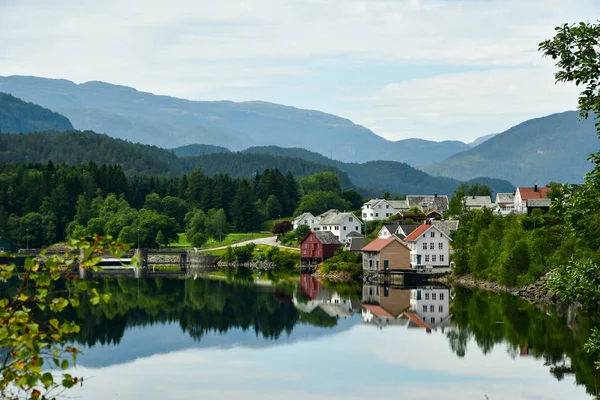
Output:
[{"xmin": 0, "ymin": 0, "xmax": 597, "ymax": 142}]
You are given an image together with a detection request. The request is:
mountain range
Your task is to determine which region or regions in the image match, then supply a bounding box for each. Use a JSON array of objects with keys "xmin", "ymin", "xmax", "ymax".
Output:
[
  {"xmin": 0, "ymin": 75, "xmax": 471, "ymax": 165},
  {"xmin": 420, "ymin": 111, "xmax": 599, "ymax": 186},
  {"xmin": 0, "ymin": 92, "xmax": 73, "ymax": 133}
]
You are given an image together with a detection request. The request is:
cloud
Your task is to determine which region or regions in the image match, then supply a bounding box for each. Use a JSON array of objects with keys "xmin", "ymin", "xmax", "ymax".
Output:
[{"xmin": 0, "ymin": 0, "xmax": 597, "ymax": 141}]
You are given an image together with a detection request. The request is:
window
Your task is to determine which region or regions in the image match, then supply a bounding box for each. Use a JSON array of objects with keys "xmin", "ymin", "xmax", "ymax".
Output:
[
  {"xmin": 423, "ymin": 305, "xmax": 427, "ymax": 312},
  {"xmin": 432, "ymin": 255, "xmax": 436, "ymax": 262},
  {"xmin": 430, "ymin": 305, "xmax": 434, "ymax": 312},
  {"xmin": 440, "ymin": 293, "xmax": 445, "ymax": 300},
  {"xmin": 425, "ymin": 255, "xmax": 430, "ymax": 262},
  {"xmin": 335, "ymin": 226, "xmax": 339, "ymax": 230},
  {"xmin": 423, "ymin": 243, "xmax": 427, "ymax": 250},
  {"xmin": 425, "ymin": 293, "xmax": 430, "ymax": 300},
  {"xmin": 309, "ymin": 236, "xmax": 313, "ymax": 242},
  {"xmin": 439, "ymin": 305, "xmax": 444, "ymax": 312},
  {"xmin": 430, "ymin": 242, "xmax": 434, "ymax": 249},
  {"xmin": 375, "ymin": 213, "xmax": 379, "ymax": 217},
  {"xmin": 304, "ymin": 219, "xmax": 308, "ymax": 224},
  {"xmin": 343, "ymin": 226, "xmax": 347, "ymax": 230},
  {"xmin": 439, "ymin": 242, "xmax": 443, "ymax": 250},
  {"xmin": 440, "ymin": 255, "xmax": 445, "ymax": 262},
  {"xmin": 363, "ymin": 213, "xmax": 367, "ymax": 218},
  {"xmin": 355, "ymin": 226, "xmax": 359, "ymax": 231},
  {"xmin": 431, "ymin": 317, "xmax": 435, "ymax": 323},
  {"xmin": 370, "ymin": 213, "xmax": 373, "ymax": 216},
  {"xmin": 432, "ymin": 293, "xmax": 436, "ymax": 300},
  {"xmin": 386, "ymin": 205, "xmax": 389, "ymax": 209},
  {"xmin": 349, "ymin": 217, "xmax": 354, "ymax": 222},
  {"xmin": 303, "ymin": 250, "xmax": 306, "ymax": 255},
  {"xmin": 431, "ymin": 231, "xmax": 435, "ymax": 238},
  {"xmin": 304, "ymin": 243, "xmax": 308, "ymax": 248}
]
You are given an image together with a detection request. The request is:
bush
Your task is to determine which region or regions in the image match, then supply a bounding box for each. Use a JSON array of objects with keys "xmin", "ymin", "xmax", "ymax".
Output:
[
  {"xmin": 233, "ymin": 243, "xmax": 256, "ymax": 263},
  {"xmin": 272, "ymin": 221, "xmax": 293, "ymax": 234}
]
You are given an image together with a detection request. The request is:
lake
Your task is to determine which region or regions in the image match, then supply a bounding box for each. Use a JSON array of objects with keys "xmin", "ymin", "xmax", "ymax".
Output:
[{"xmin": 61, "ymin": 274, "xmax": 596, "ymax": 399}]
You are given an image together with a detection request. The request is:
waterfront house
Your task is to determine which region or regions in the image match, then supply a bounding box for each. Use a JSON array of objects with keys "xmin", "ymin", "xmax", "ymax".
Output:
[
  {"xmin": 404, "ymin": 224, "xmax": 452, "ymax": 269},
  {"xmin": 293, "ymin": 212, "xmax": 318, "ymax": 231},
  {"xmin": 0, "ymin": 237, "xmax": 19, "ymax": 254},
  {"xmin": 406, "ymin": 194, "xmax": 449, "ymax": 213},
  {"xmin": 464, "ymin": 195, "xmax": 494, "ymax": 211},
  {"xmin": 361, "ymin": 199, "xmax": 409, "ymax": 222},
  {"xmin": 300, "ymin": 231, "xmax": 341, "ymax": 264},
  {"xmin": 514, "ymin": 185, "xmax": 550, "ymax": 214},
  {"xmin": 318, "ymin": 210, "xmax": 363, "ymax": 242},
  {"xmin": 361, "ymin": 237, "xmax": 411, "ymax": 272}
]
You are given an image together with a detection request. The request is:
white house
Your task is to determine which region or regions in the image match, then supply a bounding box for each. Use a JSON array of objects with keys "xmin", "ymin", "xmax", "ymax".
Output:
[
  {"xmin": 494, "ymin": 193, "xmax": 516, "ymax": 215},
  {"xmin": 514, "ymin": 186, "xmax": 551, "ymax": 214},
  {"xmin": 318, "ymin": 211, "xmax": 363, "ymax": 242},
  {"xmin": 464, "ymin": 195, "xmax": 494, "ymax": 211},
  {"xmin": 361, "ymin": 199, "xmax": 409, "ymax": 222},
  {"xmin": 404, "ymin": 224, "xmax": 451, "ymax": 269},
  {"xmin": 377, "ymin": 223, "xmax": 401, "ymax": 238},
  {"xmin": 293, "ymin": 212, "xmax": 318, "ymax": 231},
  {"xmin": 406, "ymin": 195, "xmax": 449, "ymax": 213},
  {"xmin": 408, "ymin": 287, "xmax": 451, "ymax": 330}
]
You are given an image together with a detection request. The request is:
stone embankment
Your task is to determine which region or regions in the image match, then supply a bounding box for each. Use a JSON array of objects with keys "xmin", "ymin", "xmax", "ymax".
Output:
[
  {"xmin": 312, "ymin": 271, "xmax": 352, "ymax": 281},
  {"xmin": 216, "ymin": 260, "xmax": 284, "ymax": 270},
  {"xmin": 449, "ymin": 272, "xmax": 558, "ymax": 304}
]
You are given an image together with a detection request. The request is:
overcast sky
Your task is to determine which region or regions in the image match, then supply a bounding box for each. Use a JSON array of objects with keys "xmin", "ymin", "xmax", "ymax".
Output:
[{"xmin": 0, "ymin": 0, "xmax": 596, "ymax": 142}]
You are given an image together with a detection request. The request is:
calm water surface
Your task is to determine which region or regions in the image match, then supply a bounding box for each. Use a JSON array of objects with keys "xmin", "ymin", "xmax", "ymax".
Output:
[{"xmin": 61, "ymin": 275, "xmax": 595, "ymax": 399}]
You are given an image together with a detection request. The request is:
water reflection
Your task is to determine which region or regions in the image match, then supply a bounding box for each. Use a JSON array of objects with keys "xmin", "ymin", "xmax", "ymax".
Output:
[{"xmin": 53, "ymin": 275, "xmax": 598, "ymax": 398}]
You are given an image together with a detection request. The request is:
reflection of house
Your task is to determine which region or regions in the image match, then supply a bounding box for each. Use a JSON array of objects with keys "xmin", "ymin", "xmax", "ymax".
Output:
[
  {"xmin": 362, "ymin": 284, "xmax": 411, "ymax": 327},
  {"xmin": 408, "ymin": 287, "xmax": 451, "ymax": 331},
  {"xmin": 464, "ymin": 196, "xmax": 493, "ymax": 211},
  {"xmin": 300, "ymin": 231, "xmax": 340, "ymax": 264},
  {"xmin": 294, "ymin": 274, "xmax": 360, "ymax": 317},
  {"xmin": 404, "ymin": 224, "xmax": 452, "ymax": 269},
  {"xmin": 361, "ymin": 199, "xmax": 409, "ymax": 222},
  {"xmin": 293, "ymin": 212, "xmax": 317, "ymax": 230},
  {"xmin": 514, "ymin": 186, "xmax": 551, "ymax": 214},
  {"xmin": 407, "ymin": 195, "xmax": 449, "ymax": 213},
  {"xmin": 361, "ymin": 238, "xmax": 411, "ymax": 272}
]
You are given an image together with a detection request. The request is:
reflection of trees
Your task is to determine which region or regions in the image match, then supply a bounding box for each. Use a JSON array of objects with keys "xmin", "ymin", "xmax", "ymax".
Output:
[
  {"xmin": 449, "ymin": 287, "xmax": 599, "ymax": 395},
  {"xmin": 56, "ymin": 278, "xmax": 343, "ymax": 347}
]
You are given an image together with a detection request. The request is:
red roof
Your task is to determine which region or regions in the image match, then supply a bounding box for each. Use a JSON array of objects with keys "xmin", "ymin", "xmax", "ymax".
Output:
[
  {"xmin": 361, "ymin": 238, "xmax": 395, "ymax": 252},
  {"xmin": 403, "ymin": 224, "xmax": 431, "ymax": 242},
  {"xmin": 405, "ymin": 312, "xmax": 431, "ymax": 329},
  {"xmin": 363, "ymin": 304, "xmax": 395, "ymax": 318},
  {"xmin": 517, "ymin": 187, "xmax": 551, "ymax": 200}
]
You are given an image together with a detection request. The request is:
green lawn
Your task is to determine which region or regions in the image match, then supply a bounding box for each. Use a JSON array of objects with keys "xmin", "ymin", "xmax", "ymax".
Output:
[
  {"xmin": 261, "ymin": 217, "xmax": 293, "ymax": 232},
  {"xmin": 171, "ymin": 232, "xmax": 273, "ymax": 249}
]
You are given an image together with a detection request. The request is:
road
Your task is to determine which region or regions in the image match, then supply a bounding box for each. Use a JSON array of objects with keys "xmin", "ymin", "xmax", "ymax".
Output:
[{"xmin": 200, "ymin": 236, "xmax": 299, "ymax": 252}]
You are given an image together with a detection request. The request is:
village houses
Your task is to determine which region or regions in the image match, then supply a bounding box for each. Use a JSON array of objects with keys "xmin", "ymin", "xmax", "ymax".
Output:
[
  {"xmin": 315, "ymin": 210, "xmax": 363, "ymax": 242},
  {"xmin": 464, "ymin": 195, "xmax": 494, "ymax": 211},
  {"xmin": 299, "ymin": 231, "xmax": 341, "ymax": 264},
  {"xmin": 403, "ymin": 224, "xmax": 452, "ymax": 270},
  {"xmin": 292, "ymin": 212, "xmax": 318, "ymax": 231},
  {"xmin": 361, "ymin": 237, "xmax": 411, "ymax": 272},
  {"xmin": 361, "ymin": 199, "xmax": 409, "ymax": 221}
]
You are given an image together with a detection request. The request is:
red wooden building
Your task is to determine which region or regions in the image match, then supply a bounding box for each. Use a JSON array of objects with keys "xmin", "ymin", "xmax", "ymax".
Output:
[{"xmin": 300, "ymin": 231, "xmax": 341, "ymax": 264}]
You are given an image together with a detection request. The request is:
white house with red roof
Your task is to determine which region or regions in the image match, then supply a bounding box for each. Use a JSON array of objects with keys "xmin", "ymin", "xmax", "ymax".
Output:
[
  {"xmin": 404, "ymin": 224, "xmax": 451, "ymax": 269},
  {"xmin": 514, "ymin": 185, "xmax": 551, "ymax": 214}
]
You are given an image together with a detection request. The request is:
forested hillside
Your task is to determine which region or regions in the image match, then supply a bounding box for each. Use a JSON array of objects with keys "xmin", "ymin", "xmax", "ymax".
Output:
[
  {"xmin": 421, "ymin": 111, "xmax": 599, "ymax": 186},
  {"xmin": 0, "ymin": 92, "xmax": 73, "ymax": 133},
  {"xmin": 241, "ymin": 146, "xmax": 515, "ymax": 195},
  {"xmin": 171, "ymin": 144, "xmax": 231, "ymax": 157},
  {"xmin": 0, "ymin": 76, "xmax": 469, "ymax": 165},
  {"xmin": 0, "ymin": 130, "xmax": 502, "ymax": 196}
]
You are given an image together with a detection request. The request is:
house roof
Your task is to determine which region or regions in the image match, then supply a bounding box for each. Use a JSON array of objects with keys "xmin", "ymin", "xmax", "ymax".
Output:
[
  {"xmin": 388, "ymin": 200, "xmax": 409, "ymax": 210},
  {"xmin": 397, "ymin": 225, "xmax": 420, "ymax": 237},
  {"xmin": 381, "ymin": 223, "xmax": 400, "ymax": 233},
  {"xmin": 347, "ymin": 237, "xmax": 368, "ymax": 251},
  {"xmin": 407, "ymin": 195, "xmax": 449, "ymax": 212},
  {"xmin": 320, "ymin": 212, "xmax": 363, "ymax": 225},
  {"xmin": 317, "ymin": 209, "xmax": 338, "ymax": 219},
  {"xmin": 517, "ymin": 187, "xmax": 551, "ymax": 200},
  {"xmin": 364, "ymin": 199, "xmax": 382, "ymax": 207},
  {"xmin": 526, "ymin": 198, "xmax": 552, "ymax": 207},
  {"xmin": 0, "ymin": 237, "xmax": 18, "ymax": 247},
  {"xmin": 403, "ymin": 224, "xmax": 431, "ymax": 241},
  {"xmin": 496, "ymin": 193, "xmax": 515, "ymax": 204},
  {"xmin": 361, "ymin": 237, "xmax": 407, "ymax": 252},
  {"xmin": 311, "ymin": 231, "xmax": 341, "ymax": 245},
  {"xmin": 431, "ymin": 220, "xmax": 459, "ymax": 237},
  {"xmin": 293, "ymin": 212, "xmax": 315, "ymax": 223},
  {"xmin": 346, "ymin": 231, "xmax": 364, "ymax": 238},
  {"xmin": 464, "ymin": 196, "xmax": 493, "ymax": 207},
  {"xmin": 362, "ymin": 304, "xmax": 395, "ymax": 319}
]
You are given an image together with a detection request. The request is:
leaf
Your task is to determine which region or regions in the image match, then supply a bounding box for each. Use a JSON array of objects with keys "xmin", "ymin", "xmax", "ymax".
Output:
[
  {"xmin": 90, "ymin": 296, "xmax": 100, "ymax": 306},
  {"xmin": 61, "ymin": 359, "xmax": 69, "ymax": 370}
]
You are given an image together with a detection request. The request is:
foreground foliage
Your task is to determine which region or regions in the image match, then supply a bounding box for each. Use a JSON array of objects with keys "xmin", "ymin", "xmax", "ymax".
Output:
[{"xmin": 0, "ymin": 237, "xmax": 117, "ymax": 399}]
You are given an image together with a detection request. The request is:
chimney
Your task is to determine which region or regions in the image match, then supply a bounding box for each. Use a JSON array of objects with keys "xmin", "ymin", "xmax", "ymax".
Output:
[{"xmin": 534, "ymin": 185, "xmax": 538, "ymax": 192}]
